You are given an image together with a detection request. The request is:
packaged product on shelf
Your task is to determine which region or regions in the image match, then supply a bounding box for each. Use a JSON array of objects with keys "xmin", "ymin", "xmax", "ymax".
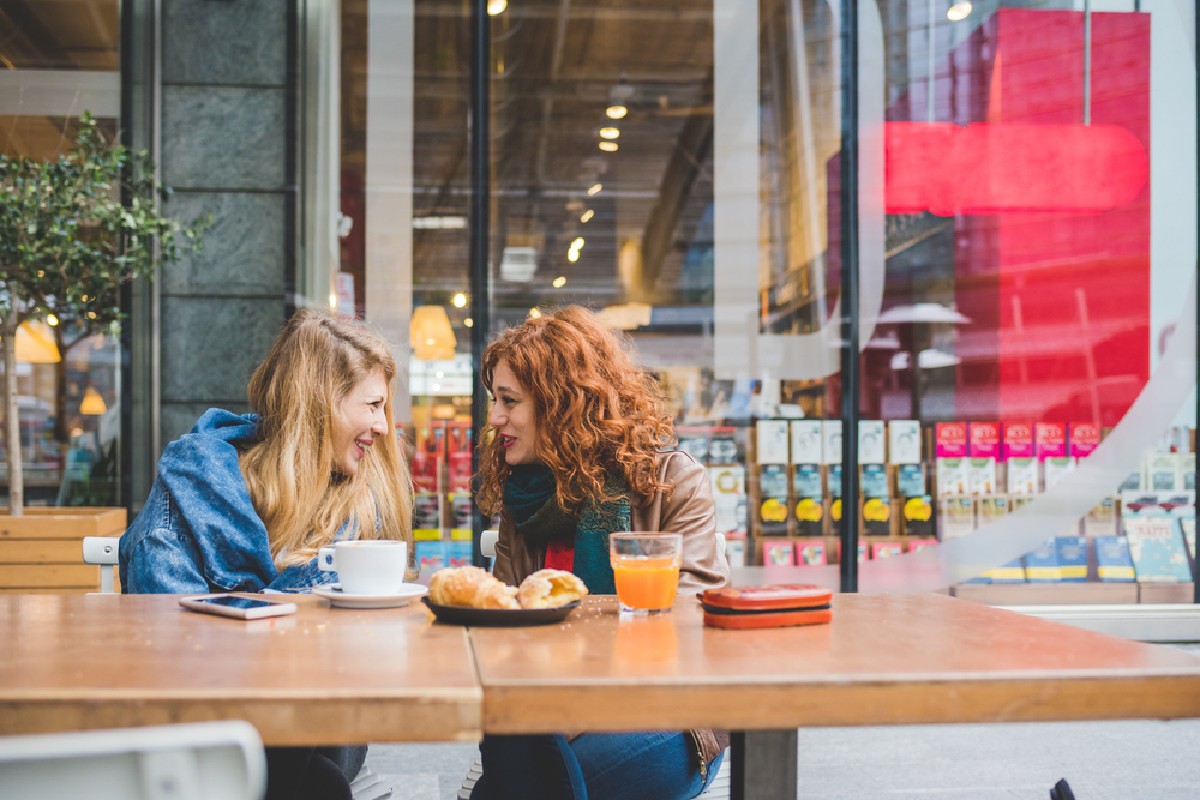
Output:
[
  {"xmin": 902, "ymin": 494, "xmax": 934, "ymax": 537},
  {"xmin": 828, "ymin": 463, "xmax": 843, "ymax": 532},
  {"xmin": 757, "ymin": 463, "xmax": 790, "ymax": 535},
  {"xmin": 445, "ymin": 538, "xmax": 472, "ymax": 568},
  {"xmin": 676, "ymin": 427, "xmax": 710, "ymax": 463},
  {"xmin": 1024, "ymin": 536, "xmax": 1087, "ymax": 583},
  {"xmin": 789, "ymin": 420, "xmax": 822, "ymax": 465},
  {"xmin": 1003, "ymin": 422, "xmax": 1037, "ymax": 495},
  {"xmin": 860, "ymin": 463, "xmax": 891, "ymax": 536},
  {"xmin": 907, "ymin": 538, "xmax": 938, "ymax": 553},
  {"xmin": 896, "ymin": 463, "xmax": 926, "ymax": 498},
  {"xmin": 792, "ymin": 462, "xmax": 824, "ymax": 536},
  {"xmin": 1181, "ymin": 452, "xmax": 1196, "ymax": 493},
  {"xmin": 870, "ymin": 541, "xmax": 902, "ymax": 559},
  {"xmin": 887, "ymin": 420, "xmax": 921, "ymax": 465},
  {"xmin": 415, "ymin": 539, "xmax": 447, "ymax": 573},
  {"xmin": 858, "ymin": 420, "xmax": 884, "ymax": 465},
  {"xmin": 796, "ymin": 541, "xmax": 826, "ymax": 565},
  {"xmin": 976, "ymin": 557, "xmax": 1026, "ymax": 584},
  {"xmin": 1125, "ymin": 516, "xmax": 1191, "ymax": 582},
  {"xmin": 709, "ymin": 426, "xmax": 740, "ymax": 463},
  {"xmin": 822, "ymin": 420, "xmax": 842, "ymax": 465},
  {"xmin": 968, "ymin": 422, "xmax": 1000, "ymax": 496},
  {"xmin": 1083, "ymin": 498, "xmax": 1118, "ymax": 536},
  {"xmin": 977, "ymin": 495, "xmax": 1010, "ymax": 527},
  {"xmin": 448, "ymin": 492, "xmax": 473, "ymax": 541},
  {"xmin": 1095, "ymin": 535, "xmax": 1135, "ymax": 582},
  {"xmin": 935, "ymin": 422, "xmax": 969, "ymax": 496},
  {"xmin": 938, "ymin": 496, "xmax": 974, "ymax": 539},
  {"xmin": 411, "ymin": 451, "xmax": 441, "ymax": 494},
  {"xmin": 413, "ymin": 492, "xmax": 443, "ymax": 541},
  {"xmin": 1069, "ymin": 422, "xmax": 1100, "ymax": 460},
  {"xmin": 762, "ymin": 539, "xmax": 795, "ymax": 566},
  {"xmin": 1144, "ymin": 451, "xmax": 1182, "ymax": 492},
  {"xmin": 1037, "ymin": 422, "xmax": 1072, "ymax": 490},
  {"xmin": 755, "ymin": 419, "xmax": 790, "ymax": 465},
  {"xmin": 708, "ymin": 465, "xmax": 747, "ymax": 536}
]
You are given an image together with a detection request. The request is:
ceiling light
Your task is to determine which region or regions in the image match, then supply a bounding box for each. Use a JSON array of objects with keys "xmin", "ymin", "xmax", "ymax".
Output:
[
  {"xmin": 464, "ymin": 317, "xmax": 474, "ymax": 328},
  {"xmin": 413, "ymin": 215, "xmax": 467, "ymax": 229},
  {"xmin": 568, "ymin": 250, "xmax": 580, "ymax": 263},
  {"xmin": 452, "ymin": 292, "xmax": 467, "ymax": 308},
  {"xmin": 552, "ymin": 276, "xmax": 567, "ymax": 288},
  {"xmin": 587, "ymin": 183, "xmax": 603, "ymax": 196},
  {"xmin": 605, "ymin": 105, "xmax": 628, "ymax": 120},
  {"xmin": 487, "ymin": 0, "xmax": 507, "ymax": 15},
  {"xmin": 529, "ymin": 307, "xmax": 542, "ymax": 319},
  {"xmin": 571, "ymin": 237, "xmax": 585, "ymax": 249},
  {"xmin": 946, "ymin": 0, "xmax": 972, "ymax": 20},
  {"xmin": 599, "ymin": 127, "xmax": 620, "ymax": 140},
  {"xmin": 598, "ymin": 141, "xmax": 619, "ymax": 152},
  {"xmin": 46, "ymin": 314, "xmax": 58, "ymax": 326},
  {"xmin": 580, "ymin": 209, "xmax": 594, "ymax": 223}
]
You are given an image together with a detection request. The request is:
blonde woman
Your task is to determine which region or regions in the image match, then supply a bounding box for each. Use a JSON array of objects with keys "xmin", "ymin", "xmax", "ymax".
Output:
[{"xmin": 120, "ymin": 307, "xmax": 413, "ymax": 800}]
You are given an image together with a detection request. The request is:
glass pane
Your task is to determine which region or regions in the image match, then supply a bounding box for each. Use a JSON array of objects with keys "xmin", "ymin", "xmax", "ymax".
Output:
[{"xmin": 0, "ymin": 0, "xmax": 122, "ymax": 507}]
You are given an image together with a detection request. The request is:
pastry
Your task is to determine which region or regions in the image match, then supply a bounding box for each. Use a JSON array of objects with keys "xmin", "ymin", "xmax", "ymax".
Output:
[
  {"xmin": 475, "ymin": 579, "xmax": 520, "ymax": 609},
  {"xmin": 429, "ymin": 565, "xmax": 492, "ymax": 606},
  {"xmin": 517, "ymin": 568, "xmax": 589, "ymax": 609}
]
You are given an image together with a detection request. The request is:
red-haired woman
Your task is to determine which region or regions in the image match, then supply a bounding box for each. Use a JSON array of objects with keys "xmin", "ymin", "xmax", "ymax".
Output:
[{"xmin": 472, "ymin": 305, "xmax": 729, "ymax": 800}]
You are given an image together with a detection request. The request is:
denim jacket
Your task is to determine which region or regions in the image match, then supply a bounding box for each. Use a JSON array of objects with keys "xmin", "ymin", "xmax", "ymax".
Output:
[{"xmin": 119, "ymin": 408, "xmax": 336, "ymax": 594}]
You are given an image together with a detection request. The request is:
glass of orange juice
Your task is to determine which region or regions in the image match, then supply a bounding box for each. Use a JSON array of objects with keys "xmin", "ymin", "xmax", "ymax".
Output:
[{"xmin": 609, "ymin": 532, "xmax": 683, "ymax": 615}]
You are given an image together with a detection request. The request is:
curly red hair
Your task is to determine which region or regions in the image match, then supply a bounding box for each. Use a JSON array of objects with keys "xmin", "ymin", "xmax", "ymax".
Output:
[{"xmin": 476, "ymin": 306, "xmax": 675, "ymax": 516}]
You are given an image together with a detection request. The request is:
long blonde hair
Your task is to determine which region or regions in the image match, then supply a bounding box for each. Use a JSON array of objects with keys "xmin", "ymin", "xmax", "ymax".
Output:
[{"xmin": 239, "ymin": 308, "xmax": 413, "ymax": 567}]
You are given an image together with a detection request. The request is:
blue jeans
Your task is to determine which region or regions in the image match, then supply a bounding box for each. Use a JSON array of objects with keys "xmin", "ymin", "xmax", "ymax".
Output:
[{"xmin": 470, "ymin": 732, "xmax": 724, "ymax": 800}]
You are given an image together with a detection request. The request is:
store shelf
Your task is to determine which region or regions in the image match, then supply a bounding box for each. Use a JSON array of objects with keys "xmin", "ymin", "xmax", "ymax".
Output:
[{"xmin": 952, "ymin": 582, "xmax": 1139, "ymax": 606}]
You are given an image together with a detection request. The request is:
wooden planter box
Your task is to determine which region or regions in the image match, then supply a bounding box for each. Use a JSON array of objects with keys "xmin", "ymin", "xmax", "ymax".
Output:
[{"xmin": 0, "ymin": 507, "xmax": 127, "ymax": 593}]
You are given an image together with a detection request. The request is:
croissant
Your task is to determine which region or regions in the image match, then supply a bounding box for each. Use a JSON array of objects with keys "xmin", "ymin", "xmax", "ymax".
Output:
[
  {"xmin": 517, "ymin": 568, "xmax": 589, "ymax": 609},
  {"xmin": 429, "ymin": 565, "xmax": 493, "ymax": 606}
]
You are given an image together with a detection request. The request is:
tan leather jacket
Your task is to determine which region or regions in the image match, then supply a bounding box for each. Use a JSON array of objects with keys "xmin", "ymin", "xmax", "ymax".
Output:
[{"xmin": 492, "ymin": 449, "xmax": 731, "ymax": 772}]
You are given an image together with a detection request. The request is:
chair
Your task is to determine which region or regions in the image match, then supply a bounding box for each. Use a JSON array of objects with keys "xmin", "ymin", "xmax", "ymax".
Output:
[
  {"xmin": 456, "ymin": 748, "xmax": 731, "ymax": 800},
  {"xmin": 82, "ymin": 535, "xmax": 120, "ymax": 593},
  {"xmin": 0, "ymin": 720, "xmax": 266, "ymax": 800}
]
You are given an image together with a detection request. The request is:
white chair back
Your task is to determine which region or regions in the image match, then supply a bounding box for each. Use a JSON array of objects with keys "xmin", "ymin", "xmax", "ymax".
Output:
[
  {"xmin": 0, "ymin": 720, "xmax": 266, "ymax": 800},
  {"xmin": 82, "ymin": 535, "xmax": 120, "ymax": 593}
]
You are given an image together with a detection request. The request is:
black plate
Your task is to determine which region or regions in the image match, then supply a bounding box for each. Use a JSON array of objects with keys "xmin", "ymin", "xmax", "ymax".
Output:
[{"xmin": 421, "ymin": 596, "xmax": 581, "ymax": 626}]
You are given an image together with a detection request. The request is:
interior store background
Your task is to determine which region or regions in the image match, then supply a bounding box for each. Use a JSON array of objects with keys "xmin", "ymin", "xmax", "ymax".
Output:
[{"xmin": 0, "ymin": 0, "xmax": 1196, "ymax": 605}]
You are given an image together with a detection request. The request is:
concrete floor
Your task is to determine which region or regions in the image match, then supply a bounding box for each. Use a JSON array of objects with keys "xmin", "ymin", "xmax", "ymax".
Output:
[{"xmin": 364, "ymin": 717, "xmax": 1200, "ymax": 800}]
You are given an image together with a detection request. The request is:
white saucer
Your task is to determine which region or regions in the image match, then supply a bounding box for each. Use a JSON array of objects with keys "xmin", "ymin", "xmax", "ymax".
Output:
[{"xmin": 313, "ymin": 582, "xmax": 428, "ymax": 609}]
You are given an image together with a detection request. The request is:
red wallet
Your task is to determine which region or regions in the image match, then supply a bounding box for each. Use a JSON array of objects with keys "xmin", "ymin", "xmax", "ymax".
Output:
[{"xmin": 699, "ymin": 584, "xmax": 833, "ymax": 629}]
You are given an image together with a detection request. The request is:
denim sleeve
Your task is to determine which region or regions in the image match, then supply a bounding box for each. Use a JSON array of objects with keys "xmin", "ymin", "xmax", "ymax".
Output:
[{"xmin": 120, "ymin": 484, "xmax": 212, "ymax": 594}]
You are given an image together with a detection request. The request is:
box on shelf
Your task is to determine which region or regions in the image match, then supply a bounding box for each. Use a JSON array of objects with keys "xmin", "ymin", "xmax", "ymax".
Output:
[
  {"xmin": 907, "ymin": 538, "xmax": 938, "ymax": 553},
  {"xmin": 822, "ymin": 420, "xmax": 842, "ymax": 465},
  {"xmin": 762, "ymin": 539, "xmax": 796, "ymax": 566},
  {"xmin": 415, "ymin": 539, "xmax": 447, "ymax": 573},
  {"xmin": 938, "ymin": 496, "xmax": 974, "ymax": 539},
  {"xmin": 1069, "ymin": 422, "xmax": 1100, "ymax": 460},
  {"xmin": 1125, "ymin": 516, "xmax": 1192, "ymax": 582},
  {"xmin": 756, "ymin": 464, "xmax": 790, "ymax": 535},
  {"xmin": 755, "ymin": 419, "xmax": 790, "ymax": 465},
  {"xmin": 448, "ymin": 492, "xmax": 473, "ymax": 540},
  {"xmin": 888, "ymin": 420, "xmax": 921, "ymax": 465},
  {"xmin": 1144, "ymin": 452, "xmax": 1182, "ymax": 493},
  {"xmin": 413, "ymin": 492, "xmax": 443, "ymax": 541},
  {"xmin": 935, "ymin": 422, "xmax": 969, "ymax": 496},
  {"xmin": 1003, "ymin": 422, "xmax": 1037, "ymax": 495},
  {"xmin": 1083, "ymin": 498, "xmax": 1118, "ymax": 537},
  {"xmin": 709, "ymin": 465, "xmax": 747, "ymax": 536},
  {"xmin": 792, "ymin": 463, "xmax": 825, "ymax": 536},
  {"xmin": 724, "ymin": 530, "xmax": 747, "ymax": 568},
  {"xmin": 977, "ymin": 495, "xmax": 1010, "ymax": 527},
  {"xmin": 676, "ymin": 427, "xmax": 711, "ymax": 463},
  {"xmin": 976, "ymin": 557, "xmax": 1026, "ymax": 584},
  {"xmin": 858, "ymin": 420, "xmax": 885, "ymax": 464},
  {"xmin": 860, "ymin": 464, "xmax": 891, "ymax": 536},
  {"xmin": 1025, "ymin": 536, "xmax": 1087, "ymax": 583},
  {"xmin": 1036, "ymin": 422, "xmax": 1071, "ymax": 491},
  {"xmin": 789, "ymin": 420, "xmax": 822, "ymax": 465},
  {"xmin": 1094, "ymin": 535, "xmax": 1135, "ymax": 582},
  {"xmin": 901, "ymin": 494, "xmax": 934, "ymax": 537},
  {"xmin": 796, "ymin": 541, "xmax": 827, "ymax": 565},
  {"xmin": 968, "ymin": 422, "xmax": 1000, "ymax": 496},
  {"xmin": 870, "ymin": 541, "xmax": 903, "ymax": 559},
  {"xmin": 445, "ymin": 538, "xmax": 472, "ymax": 567},
  {"xmin": 1181, "ymin": 452, "xmax": 1196, "ymax": 493}
]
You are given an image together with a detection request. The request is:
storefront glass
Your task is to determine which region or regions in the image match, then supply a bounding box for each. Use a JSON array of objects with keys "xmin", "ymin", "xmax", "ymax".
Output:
[
  {"xmin": 342, "ymin": 0, "xmax": 1196, "ymax": 600},
  {"xmin": 0, "ymin": 0, "xmax": 123, "ymax": 506}
]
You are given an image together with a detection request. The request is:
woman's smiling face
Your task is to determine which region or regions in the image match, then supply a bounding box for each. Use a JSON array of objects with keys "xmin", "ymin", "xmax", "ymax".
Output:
[
  {"xmin": 331, "ymin": 368, "xmax": 389, "ymax": 476},
  {"xmin": 488, "ymin": 360, "xmax": 539, "ymax": 465}
]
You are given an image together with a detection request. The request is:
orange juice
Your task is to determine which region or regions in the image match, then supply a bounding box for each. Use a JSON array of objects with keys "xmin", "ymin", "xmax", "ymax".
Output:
[{"xmin": 611, "ymin": 557, "xmax": 680, "ymax": 611}]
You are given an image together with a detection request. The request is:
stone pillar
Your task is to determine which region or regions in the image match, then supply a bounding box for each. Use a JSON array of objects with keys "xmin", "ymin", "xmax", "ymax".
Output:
[{"xmin": 157, "ymin": 0, "xmax": 295, "ymax": 443}]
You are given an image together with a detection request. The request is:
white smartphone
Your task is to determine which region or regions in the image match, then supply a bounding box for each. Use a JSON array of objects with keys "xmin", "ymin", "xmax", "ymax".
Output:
[{"xmin": 179, "ymin": 594, "xmax": 297, "ymax": 620}]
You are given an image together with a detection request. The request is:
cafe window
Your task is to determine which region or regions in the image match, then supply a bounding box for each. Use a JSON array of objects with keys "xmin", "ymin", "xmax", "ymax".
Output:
[
  {"xmin": 0, "ymin": 0, "xmax": 122, "ymax": 506},
  {"xmin": 337, "ymin": 0, "xmax": 1196, "ymax": 601}
]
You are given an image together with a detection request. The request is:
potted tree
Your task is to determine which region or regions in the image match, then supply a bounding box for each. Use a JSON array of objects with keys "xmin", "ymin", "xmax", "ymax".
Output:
[{"xmin": 0, "ymin": 113, "xmax": 203, "ymax": 588}]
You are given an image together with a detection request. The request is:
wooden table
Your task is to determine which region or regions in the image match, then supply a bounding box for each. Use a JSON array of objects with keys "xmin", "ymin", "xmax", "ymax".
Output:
[
  {"xmin": 469, "ymin": 593, "xmax": 1200, "ymax": 799},
  {"xmin": 0, "ymin": 594, "xmax": 481, "ymax": 745},
  {"xmin": 3, "ymin": 593, "xmax": 1199, "ymax": 799}
]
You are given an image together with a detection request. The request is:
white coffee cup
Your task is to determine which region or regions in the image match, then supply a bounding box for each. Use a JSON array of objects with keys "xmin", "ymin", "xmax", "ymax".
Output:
[{"xmin": 318, "ymin": 540, "xmax": 408, "ymax": 595}]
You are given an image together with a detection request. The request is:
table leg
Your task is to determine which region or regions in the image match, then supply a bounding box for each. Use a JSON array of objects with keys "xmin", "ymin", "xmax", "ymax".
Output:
[{"xmin": 731, "ymin": 729, "xmax": 798, "ymax": 800}]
